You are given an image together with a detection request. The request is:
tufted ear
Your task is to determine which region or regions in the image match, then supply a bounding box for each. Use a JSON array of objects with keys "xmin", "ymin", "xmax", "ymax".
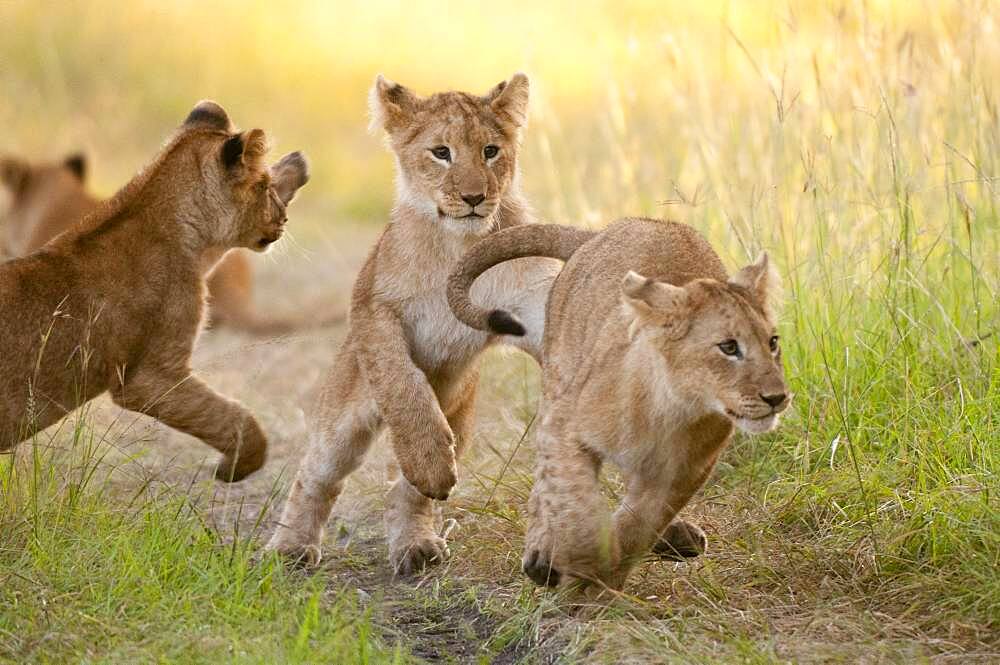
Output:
[
  {"xmin": 183, "ymin": 100, "xmax": 233, "ymax": 132},
  {"xmin": 0, "ymin": 156, "xmax": 29, "ymax": 193},
  {"xmin": 486, "ymin": 72, "xmax": 530, "ymax": 128},
  {"xmin": 622, "ymin": 271, "xmax": 691, "ymax": 340},
  {"xmin": 729, "ymin": 252, "xmax": 782, "ymax": 319},
  {"xmin": 222, "ymin": 128, "xmax": 268, "ymax": 173},
  {"xmin": 369, "ymin": 74, "xmax": 420, "ymax": 134},
  {"xmin": 63, "ymin": 153, "xmax": 86, "ymax": 182}
]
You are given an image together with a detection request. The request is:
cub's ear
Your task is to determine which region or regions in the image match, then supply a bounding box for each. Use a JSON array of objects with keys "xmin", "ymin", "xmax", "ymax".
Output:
[
  {"xmin": 369, "ymin": 74, "xmax": 420, "ymax": 134},
  {"xmin": 64, "ymin": 153, "xmax": 86, "ymax": 182},
  {"xmin": 0, "ymin": 156, "xmax": 28, "ymax": 192},
  {"xmin": 486, "ymin": 72, "xmax": 530, "ymax": 128},
  {"xmin": 621, "ymin": 271, "xmax": 690, "ymax": 340},
  {"xmin": 729, "ymin": 252, "xmax": 782, "ymax": 319},
  {"xmin": 270, "ymin": 151, "xmax": 310, "ymax": 205},
  {"xmin": 222, "ymin": 128, "xmax": 268, "ymax": 173},
  {"xmin": 183, "ymin": 100, "xmax": 233, "ymax": 132}
]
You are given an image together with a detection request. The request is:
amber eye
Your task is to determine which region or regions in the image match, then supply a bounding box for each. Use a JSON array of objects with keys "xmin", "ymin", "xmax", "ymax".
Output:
[
  {"xmin": 430, "ymin": 146, "xmax": 451, "ymax": 162},
  {"xmin": 718, "ymin": 339, "xmax": 742, "ymax": 358},
  {"xmin": 483, "ymin": 145, "xmax": 499, "ymax": 159},
  {"xmin": 769, "ymin": 335, "xmax": 780, "ymax": 353}
]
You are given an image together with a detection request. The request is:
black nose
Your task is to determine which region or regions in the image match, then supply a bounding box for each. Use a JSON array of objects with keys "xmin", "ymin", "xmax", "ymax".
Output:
[
  {"xmin": 761, "ymin": 393, "xmax": 786, "ymax": 408},
  {"xmin": 461, "ymin": 193, "xmax": 486, "ymax": 207}
]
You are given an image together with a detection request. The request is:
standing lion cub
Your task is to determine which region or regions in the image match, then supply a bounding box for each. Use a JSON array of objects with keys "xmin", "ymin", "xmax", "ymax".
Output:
[
  {"xmin": 0, "ymin": 101, "xmax": 309, "ymax": 481},
  {"xmin": 448, "ymin": 218, "xmax": 790, "ymax": 590},
  {"xmin": 266, "ymin": 74, "xmax": 562, "ymax": 574}
]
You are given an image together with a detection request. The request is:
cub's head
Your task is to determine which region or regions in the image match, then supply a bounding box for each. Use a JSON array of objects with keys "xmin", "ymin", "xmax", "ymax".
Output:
[
  {"xmin": 369, "ymin": 73, "xmax": 530, "ymax": 237},
  {"xmin": 623, "ymin": 254, "xmax": 790, "ymax": 434},
  {"xmin": 0, "ymin": 153, "xmax": 87, "ymax": 214},
  {"xmin": 172, "ymin": 101, "xmax": 309, "ymax": 252}
]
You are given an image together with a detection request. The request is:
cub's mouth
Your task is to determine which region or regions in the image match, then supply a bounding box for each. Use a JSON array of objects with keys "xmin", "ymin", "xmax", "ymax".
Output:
[
  {"xmin": 255, "ymin": 230, "xmax": 283, "ymax": 250},
  {"xmin": 724, "ymin": 408, "xmax": 782, "ymax": 435},
  {"xmin": 437, "ymin": 207, "xmax": 484, "ymax": 220}
]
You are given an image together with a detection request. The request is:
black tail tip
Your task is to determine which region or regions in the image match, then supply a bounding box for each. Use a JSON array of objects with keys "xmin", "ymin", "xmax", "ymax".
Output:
[{"xmin": 488, "ymin": 309, "xmax": 526, "ymax": 337}]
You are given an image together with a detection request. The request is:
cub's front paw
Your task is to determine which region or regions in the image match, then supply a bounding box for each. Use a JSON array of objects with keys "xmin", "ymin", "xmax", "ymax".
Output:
[
  {"xmin": 397, "ymin": 434, "xmax": 457, "ymax": 501},
  {"xmin": 653, "ymin": 519, "xmax": 707, "ymax": 561},
  {"xmin": 263, "ymin": 530, "xmax": 323, "ymax": 567},
  {"xmin": 390, "ymin": 533, "xmax": 449, "ymax": 576},
  {"xmin": 215, "ymin": 425, "xmax": 268, "ymax": 482},
  {"xmin": 522, "ymin": 547, "xmax": 561, "ymax": 587}
]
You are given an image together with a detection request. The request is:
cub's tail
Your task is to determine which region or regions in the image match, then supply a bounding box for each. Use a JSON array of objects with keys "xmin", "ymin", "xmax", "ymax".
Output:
[{"xmin": 447, "ymin": 224, "xmax": 596, "ymax": 336}]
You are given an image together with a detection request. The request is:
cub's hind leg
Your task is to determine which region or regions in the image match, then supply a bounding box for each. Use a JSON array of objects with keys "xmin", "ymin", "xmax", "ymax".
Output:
[
  {"xmin": 386, "ymin": 373, "xmax": 477, "ymax": 576},
  {"xmin": 265, "ymin": 346, "xmax": 381, "ymax": 565}
]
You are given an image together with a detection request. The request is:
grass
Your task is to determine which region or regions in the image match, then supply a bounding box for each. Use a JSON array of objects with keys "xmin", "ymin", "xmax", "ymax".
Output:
[
  {"xmin": 1, "ymin": 0, "xmax": 999, "ymax": 662},
  {"xmin": 0, "ymin": 427, "xmax": 406, "ymax": 664}
]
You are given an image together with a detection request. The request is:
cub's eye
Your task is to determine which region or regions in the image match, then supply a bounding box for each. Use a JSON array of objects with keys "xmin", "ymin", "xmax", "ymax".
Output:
[
  {"xmin": 769, "ymin": 335, "xmax": 780, "ymax": 353},
  {"xmin": 483, "ymin": 145, "xmax": 499, "ymax": 159},
  {"xmin": 430, "ymin": 146, "xmax": 451, "ymax": 162},
  {"xmin": 717, "ymin": 339, "xmax": 742, "ymax": 358}
]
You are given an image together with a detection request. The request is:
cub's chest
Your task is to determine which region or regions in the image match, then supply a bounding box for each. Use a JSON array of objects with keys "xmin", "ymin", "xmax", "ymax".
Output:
[{"xmin": 402, "ymin": 290, "xmax": 490, "ymax": 372}]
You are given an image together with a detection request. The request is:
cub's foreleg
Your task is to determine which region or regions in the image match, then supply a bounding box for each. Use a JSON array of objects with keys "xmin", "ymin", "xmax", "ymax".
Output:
[
  {"xmin": 112, "ymin": 368, "xmax": 267, "ymax": 482},
  {"xmin": 608, "ymin": 452, "xmax": 722, "ymax": 589},
  {"xmin": 385, "ymin": 372, "xmax": 477, "ymax": 575},
  {"xmin": 265, "ymin": 345, "xmax": 381, "ymax": 565},
  {"xmin": 354, "ymin": 305, "xmax": 458, "ymax": 500}
]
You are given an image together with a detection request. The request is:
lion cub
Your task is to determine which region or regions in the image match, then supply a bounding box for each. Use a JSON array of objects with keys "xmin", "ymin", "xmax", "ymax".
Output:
[
  {"xmin": 448, "ymin": 218, "xmax": 790, "ymax": 590},
  {"xmin": 0, "ymin": 101, "xmax": 309, "ymax": 481},
  {"xmin": 0, "ymin": 152, "xmax": 330, "ymax": 335},
  {"xmin": 266, "ymin": 74, "xmax": 561, "ymax": 574}
]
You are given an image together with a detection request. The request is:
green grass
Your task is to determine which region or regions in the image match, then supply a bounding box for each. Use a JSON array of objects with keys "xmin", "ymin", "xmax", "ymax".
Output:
[{"xmin": 0, "ymin": 434, "xmax": 407, "ymax": 664}]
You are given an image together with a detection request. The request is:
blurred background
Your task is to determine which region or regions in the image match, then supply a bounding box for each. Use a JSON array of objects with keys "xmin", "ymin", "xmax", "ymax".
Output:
[{"xmin": 5, "ymin": 1, "xmax": 995, "ymax": 246}]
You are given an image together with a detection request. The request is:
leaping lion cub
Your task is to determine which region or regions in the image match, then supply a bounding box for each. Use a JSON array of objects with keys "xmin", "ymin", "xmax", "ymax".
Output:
[
  {"xmin": 0, "ymin": 101, "xmax": 309, "ymax": 481},
  {"xmin": 448, "ymin": 218, "xmax": 790, "ymax": 590},
  {"xmin": 266, "ymin": 74, "xmax": 561, "ymax": 573}
]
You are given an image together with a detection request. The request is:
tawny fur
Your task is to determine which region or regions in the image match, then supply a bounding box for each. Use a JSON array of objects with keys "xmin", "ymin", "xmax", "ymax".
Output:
[
  {"xmin": 0, "ymin": 153, "xmax": 340, "ymax": 335},
  {"xmin": 448, "ymin": 218, "xmax": 790, "ymax": 590},
  {"xmin": 266, "ymin": 73, "xmax": 562, "ymax": 575},
  {"xmin": 0, "ymin": 101, "xmax": 309, "ymax": 481}
]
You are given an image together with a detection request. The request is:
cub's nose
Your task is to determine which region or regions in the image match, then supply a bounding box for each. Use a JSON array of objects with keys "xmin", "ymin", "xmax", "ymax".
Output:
[
  {"xmin": 761, "ymin": 393, "xmax": 787, "ymax": 408},
  {"xmin": 461, "ymin": 193, "xmax": 486, "ymax": 207}
]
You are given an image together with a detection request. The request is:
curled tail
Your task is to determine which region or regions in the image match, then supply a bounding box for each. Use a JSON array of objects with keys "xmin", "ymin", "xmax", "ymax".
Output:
[{"xmin": 447, "ymin": 223, "xmax": 596, "ymax": 336}]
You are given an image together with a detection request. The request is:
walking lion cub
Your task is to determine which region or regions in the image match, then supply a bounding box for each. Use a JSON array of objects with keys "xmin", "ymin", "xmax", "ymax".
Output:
[
  {"xmin": 448, "ymin": 218, "xmax": 790, "ymax": 589},
  {"xmin": 0, "ymin": 101, "xmax": 308, "ymax": 481}
]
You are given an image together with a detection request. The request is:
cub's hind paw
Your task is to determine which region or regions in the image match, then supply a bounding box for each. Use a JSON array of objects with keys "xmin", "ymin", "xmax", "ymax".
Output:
[
  {"xmin": 653, "ymin": 519, "xmax": 707, "ymax": 561},
  {"xmin": 522, "ymin": 548, "xmax": 561, "ymax": 587}
]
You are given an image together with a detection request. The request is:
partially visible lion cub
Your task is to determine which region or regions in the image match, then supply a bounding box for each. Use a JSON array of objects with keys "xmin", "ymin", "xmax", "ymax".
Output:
[
  {"xmin": 448, "ymin": 218, "xmax": 790, "ymax": 590},
  {"xmin": 0, "ymin": 101, "xmax": 309, "ymax": 481},
  {"xmin": 266, "ymin": 74, "xmax": 562, "ymax": 574},
  {"xmin": 0, "ymin": 152, "xmax": 332, "ymax": 335}
]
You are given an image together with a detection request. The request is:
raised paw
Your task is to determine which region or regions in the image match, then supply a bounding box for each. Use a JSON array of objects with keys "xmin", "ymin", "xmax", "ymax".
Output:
[
  {"xmin": 214, "ymin": 432, "xmax": 267, "ymax": 482},
  {"xmin": 390, "ymin": 533, "xmax": 449, "ymax": 576},
  {"xmin": 522, "ymin": 548, "xmax": 561, "ymax": 587},
  {"xmin": 652, "ymin": 519, "xmax": 707, "ymax": 561},
  {"xmin": 397, "ymin": 439, "xmax": 457, "ymax": 501}
]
